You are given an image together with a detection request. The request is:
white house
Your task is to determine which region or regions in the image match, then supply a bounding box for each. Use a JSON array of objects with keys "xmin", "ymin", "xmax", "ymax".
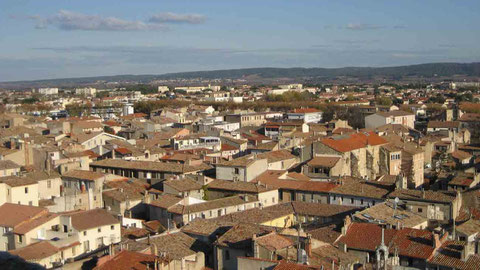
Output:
[
  {"xmin": 365, "ymin": 111, "xmax": 415, "ymax": 129},
  {"xmin": 286, "ymin": 108, "xmax": 323, "ymax": 123}
]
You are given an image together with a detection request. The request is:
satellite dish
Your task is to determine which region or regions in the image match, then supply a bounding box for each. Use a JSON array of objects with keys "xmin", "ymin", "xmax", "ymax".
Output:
[{"xmin": 394, "ymin": 197, "xmax": 400, "ymax": 204}]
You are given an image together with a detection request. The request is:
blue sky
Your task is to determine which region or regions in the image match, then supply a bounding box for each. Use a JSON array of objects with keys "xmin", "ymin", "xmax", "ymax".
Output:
[{"xmin": 1, "ymin": 0, "xmax": 479, "ymax": 81}]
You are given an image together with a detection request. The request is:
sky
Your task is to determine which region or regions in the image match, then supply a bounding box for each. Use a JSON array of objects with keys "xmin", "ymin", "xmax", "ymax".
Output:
[{"xmin": 1, "ymin": 0, "xmax": 479, "ymax": 81}]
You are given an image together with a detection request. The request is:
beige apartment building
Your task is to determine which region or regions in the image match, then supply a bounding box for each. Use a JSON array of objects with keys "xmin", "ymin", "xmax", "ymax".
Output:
[
  {"xmin": 225, "ymin": 112, "xmax": 268, "ymax": 127},
  {"xmin": 380, "ymin": 140, "xmax": 425, "ymax": 188},
  {"xmin": 309, "ymin": 131, "xmax": 388, "ymax": 180},
  {"xmin": 206, "ymin": 179, "xmax": 279, "ymax": 207},
  {"xmin": 60, "ymin": 209, "xmax": 121, "ymax": 254},
  {"xmin": 26, "ymin": 171, "xmax": 62, "ymax": 200},
  {"xmin": 0, "ymin": 176, "xmax": 39, "ymax": 206},
  {"xmin": 387, "ymin": 189, "xmax": 461, "ymax": 221},
  {"xmin": 0, "ymin": 160, "xmax": 21, "ymax": 177},
  {"xmin": 149, "ymin": 194, "xmax": 260, "ymax": 227},
  {"xmin": 215, "ymin": 156, "xmax": 268, "ymax": 182}
]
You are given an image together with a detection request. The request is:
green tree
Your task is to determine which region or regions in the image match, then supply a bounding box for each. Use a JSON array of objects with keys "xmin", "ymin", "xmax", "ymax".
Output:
[{"xmin": 376, "ymin": 97, "xmax": 393, "ymax": 106}]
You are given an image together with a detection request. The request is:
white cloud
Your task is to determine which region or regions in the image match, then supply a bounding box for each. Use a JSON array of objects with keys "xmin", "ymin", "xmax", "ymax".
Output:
[
  {"xmin": 29, "ymin": 10, "xmax": 167, "ymax": 31},
  {"xmin": 148, "ymin": 12, "xmax": 206, "ymax": 24},
  {"xmin": 345, "ymin": 23, "xmax": 383, "ymax": 30}
]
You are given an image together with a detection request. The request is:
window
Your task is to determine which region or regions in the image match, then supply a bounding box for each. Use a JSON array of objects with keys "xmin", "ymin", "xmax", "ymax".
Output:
[
  {"xmin": 18, "ymin": 235, "xmax": 23, "ymax": 243},
  {"xmin": 360, "ymin": 199, "xmax": 364, "ymax": 205},
  {"xmin": 234, "ymin": 168, "xmax": 240, "ymax": 174},
  {"xmin": 272, "ymin": 197, "xmax": 275, "ymax": 203},
  {"xmin": 83, "ymin": 231, "xmax": 87, "ymax": 236},
  {"xmin": 47, "ymin": 180, "xmax": 52, "ymax": 189},
  {"xmin": 225, "ymin": 250, "xmax": 230, "ymax": 260},
  {"xmin": 98, "ymin": 228, "xmax": 101, "ymax": 233},
  {"xmin": 24, "ymin": 187, "xmax": 28, "ymax": 194},
  {"xmin": 418, "ymin": 208, "xmax": 423, "ymax": 213},
  {"xmin": 110, "ymin": 225, "xmax": 115, "ymax": 230},
  {"xmin": 302, "ymin": 194, "xmax": 306, "ymax": 201},
  {"xmin": 350, "ymin": 198, "xmax": 354, "ymax": 204}
]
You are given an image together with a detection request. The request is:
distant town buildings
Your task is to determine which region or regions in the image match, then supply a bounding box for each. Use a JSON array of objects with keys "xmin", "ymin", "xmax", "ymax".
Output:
[{"xmin": 0, "ymin": 80, "xmax": 479, "ymax": 270}]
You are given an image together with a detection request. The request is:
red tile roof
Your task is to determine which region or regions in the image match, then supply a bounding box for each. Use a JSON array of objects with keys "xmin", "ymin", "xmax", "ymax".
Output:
[
  {"xmin": 336, "ymin": 223, "xmax": 436, "ymax": 260},
  {"xmin": 256, "ymin": 233, "xmax": 294, "ymax": 251},
  {"xmin": 291, "ymin": 108, "xmax": 321, "ymax": 113},
  {"xmin": 115, "ymin": 147, "xmax": 132, "ymax": 155},
  {"xmin": 93, "ymin": 250, "xmax": 159, "ymax": 270},
  {"xmin": 321, "ymin": 131, "xmax": 387, "ymax": 152},
  {"xmin": 307, "ymin": 156, "xmax": 340, "ymax": 168},
  {"xmin": 221, "ymin": 144, "xmax": 238, "ymax": 151},
  {"xmin": 9, "ymin": 241, "xmax": 59, "ymax": 261}
]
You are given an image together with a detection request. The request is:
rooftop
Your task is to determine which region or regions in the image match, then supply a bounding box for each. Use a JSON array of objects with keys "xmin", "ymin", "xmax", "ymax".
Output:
[
  {"xmin": 0, "ymin": 175, "xmax": 37, "ymax": 187},
  {"xmin": 91, "ymin": 159, "xmax": 212, "ymax": 173},
  {"xmin": 63, "ymin": 208, "xmax": 119, "ymax": 231},
  {"xmin": 307, "ymin": 156, "xmax": 340, "ymax": 168},
  {"xmin": 388, "ymin": 189, "xmax": 457, "ymax": 203},
  {"xmin": 9, "ymin": 241, "xmax": 59, "ymax": 261},
  {"xmin": 321, "ymin": 131, "xmax": 387, "ymax": 153},
  {"xmin": 62, "ymin": 169, "xmax": 106, "ymax": 181},
  {"xmin": 0, "ymin": 160, "xmax": 21, "ymax": 170},
  {"xmin": 207, "ymin": 179, "xmax": 276, "ymax": 193}
]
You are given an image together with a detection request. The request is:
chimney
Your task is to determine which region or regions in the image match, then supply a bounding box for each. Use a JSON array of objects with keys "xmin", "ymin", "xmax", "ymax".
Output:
[
  {"xmin": 341, "ymin": 216, "xmax": 352, "ymax": 236},
  {"xmin": 252, "ymin": 234, "xmax": 259, "ymax": 258},
  {"xmin": 433, "ymin": 233, "xmax": 441, "ymax": 249},
  {"xmin": 306, "ymin": 235, "xmax": 312, "ymax": 257}
]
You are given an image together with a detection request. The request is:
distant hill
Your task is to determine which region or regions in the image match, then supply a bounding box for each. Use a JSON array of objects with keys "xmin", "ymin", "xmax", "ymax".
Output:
[
  {"xmin": 1, "ymin": 62, "xmax": 480, "ymax": 88},
  {"xmin": 157, "ymin": 62, "xmax": 480, "ymax": 80}
]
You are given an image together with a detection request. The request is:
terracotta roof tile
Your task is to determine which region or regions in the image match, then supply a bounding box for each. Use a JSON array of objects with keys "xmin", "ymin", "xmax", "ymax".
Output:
[
  {"xmin": 253, "ymin": 171, "xmax": 337, "ymax": 193},
  {"xmin": 427, "ymin": 121, "xmax": 460, "ymax": 129},
  {"xmin": 93, "ymin": 250, "xmax": 159, "ymax": 270},
  {"xmin": 451, "ymin": 150, "xmax": 472, "ymax": 161},
  {"xmin": 0, "ymin": 160, "xmax": 21, "ymax": 170},
  {"xmin": 207, "ymin": 179, "xmax": 276, "ymax": 193},
  {"xmin": 13, "ymin": 212, "xmax": 58, "ymax": 234},
  {"xmin": 256, "ymin": 150, "xmax": 297, "ymax": 163},
  {"xmin": 91, "ymin": 159, "xmax": 212, "ymax": 174},
  {"xmin": 9, "ymin": 241, "xmax": 59, "ymax": 261},
  {"xmin": 307, "ymin": 156, "xmax": 340, "ymax": 168},
  {"xmin": 62, "ymin": 169, "xmax": 106, "ymax": 181},
  {"xmin": 388, "ymin": 189, "xmax": 457, "ymax": 203},
  {"xmin": 0, "ymin": 175, "xmax": 37, "ymax": 187},
  {"xmin": 321, "ymin": 132, "xmax": 387, "ymax": 153},
  {"xmin": 164, "ymin": 178, "xmax": 203, "ymax": 192},
  {"xmin": 0, "ymin": 203, "xmax": 47, "ymax": 228},
  {"xmin": 337, "ymin": 222, "xmax": 436, "ymax": 260},
  {"xmin": 256, "ymin": 232, "xmax": 294, "ymax": 251},
  {"xmin": 63, "ymin": 208, "xmax": 119, "ymax": 231}
]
